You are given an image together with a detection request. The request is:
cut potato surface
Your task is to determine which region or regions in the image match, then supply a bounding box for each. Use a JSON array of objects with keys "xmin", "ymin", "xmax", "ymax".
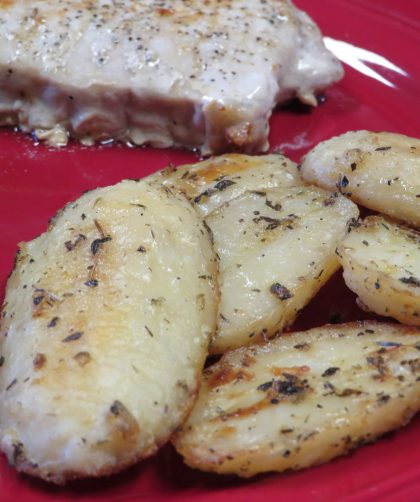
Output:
[
  {"xmin": 0, "ymin": 180, "xmax": 218, "ymax": 484},
  {"xmin": 173, "ymin": 322, "xmax": 420, "ymax": 477},
  {"xmin": 207, "ymin": 186, "xmax": 359, "ymax": 353},
  {"xmin": 156, "ymin": 153, "xmax": 303, "ymax": 217},
  {"xmin": 300, "ymin": 131, "xmax": 420, "ymax": 228},
  {"xmin": 337, "ymin": 216, "xmax": 420, "ymax": 325}
]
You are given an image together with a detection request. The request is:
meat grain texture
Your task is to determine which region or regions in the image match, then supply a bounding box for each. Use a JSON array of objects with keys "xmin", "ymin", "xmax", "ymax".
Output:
[{"xmin": 0, "ymin": 0, "xmax": 343, "ymax": 153}]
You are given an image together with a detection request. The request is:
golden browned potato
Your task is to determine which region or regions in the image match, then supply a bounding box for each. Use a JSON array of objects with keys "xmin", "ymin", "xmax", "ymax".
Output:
[
  {"xmin": 0, "ymin": 180, "xmax": 218, "ymax": 484},
  {"xmin": 337, "ymin": 215, "xmax": 420, "ymax": 325},
  {"xmin": 300, "ymin": 131, "xmax": 420, "ymax": 228},
  {"xmin": 173, "ymin": 322, "xmax": 420, "ymax": 477},
  {"xmin": 207, "ymin": 186, "xmax": 359, "ymax": 353},
  {"xmin": 156, "ymin": 153, "xmax": 303, "ymax": 217}
]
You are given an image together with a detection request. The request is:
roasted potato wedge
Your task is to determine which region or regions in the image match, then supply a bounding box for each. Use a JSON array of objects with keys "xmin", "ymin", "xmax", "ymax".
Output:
[
  {"xmin": 0, "ymin": 180, "xmax": 218, "ymax": 484},
  {"xmin": 337, "ymin": 216, "xmax": 420, "ymax": 325},
  {"xmin": 300, "ymin": 131, "xmax": 420, "ymax": 228},
  {"xmin": 156, "ymin": 153, "xmax": 303, "ymax": 217},
  {"xmin": 173, "ymin": 322, "xmax": 420, "ymax": 477},
  {"xmin": 207, "ymin": 186, "xmax": 359, "ymax": 353}
]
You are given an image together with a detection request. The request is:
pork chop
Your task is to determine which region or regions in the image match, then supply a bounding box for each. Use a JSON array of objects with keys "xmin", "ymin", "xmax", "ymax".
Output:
[{"xmin": 0, "ymin": 0, "xmax": 343, "ymax": 154}]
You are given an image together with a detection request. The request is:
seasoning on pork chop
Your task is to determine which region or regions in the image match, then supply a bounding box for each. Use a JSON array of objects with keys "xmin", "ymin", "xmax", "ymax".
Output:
[{"xmin": 0, "ymin": 0, "xmax": 343, "ymax": 154}]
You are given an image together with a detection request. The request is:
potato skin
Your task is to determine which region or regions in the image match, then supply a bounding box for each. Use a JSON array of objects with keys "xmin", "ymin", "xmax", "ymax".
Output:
[
  {"xmin": 300, "ymin": 130, "xmax": 420, "ymax": 228},
  {"xmin": 337, "ymin": 216, "xmax": 420, "ymax": 325},
  {"xmin": 0, "ymin": 180, "xmax": 218, "ymax": 484},
  {"xmin": 173, "ymin": 322, "xmax": 420, "ymax": 477}
]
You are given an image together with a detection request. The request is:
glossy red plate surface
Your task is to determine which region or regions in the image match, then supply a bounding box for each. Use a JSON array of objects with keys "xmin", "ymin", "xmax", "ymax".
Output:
[{"xmin": 0, "ymin": 1, "xmax": 419, "ymax": 500}]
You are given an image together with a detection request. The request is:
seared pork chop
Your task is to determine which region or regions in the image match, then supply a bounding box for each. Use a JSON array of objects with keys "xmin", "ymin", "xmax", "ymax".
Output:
[{"xmin": 0, "ymin": 0, "xmax": 343, "ymax": 153}]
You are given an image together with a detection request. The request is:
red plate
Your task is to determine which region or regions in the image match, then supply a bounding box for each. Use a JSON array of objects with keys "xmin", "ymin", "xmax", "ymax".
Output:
[{"xmin": 0, "ymin": 1, "xmax": 419, "ymax": 500}]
